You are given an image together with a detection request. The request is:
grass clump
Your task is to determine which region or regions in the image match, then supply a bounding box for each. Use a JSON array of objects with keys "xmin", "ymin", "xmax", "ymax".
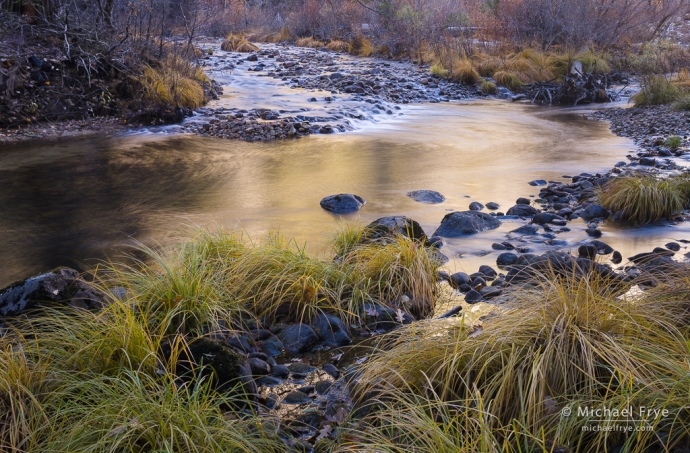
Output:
[
  {"xmin": 343, "ymin": 271, "xmax": 690, "ymax": 452},
  {"xmin": 666, "ymin": 135, "xmax": 682, "ymax": 149},
  {"xmin": 630, "ymin": 75, "xmax": 682, "ymax": 106},
  {"xmin": 448, "ymin": 58, "xmax": 480, "ymax": 85},
  {"xmin": 326, "ymin": 40, "xmax": 349, "ymax": 52},
  {"xmin": 140, "ymin": 55, "xmax": 207, "ymax": 109},
  {"xmin": 493, "ymin": 70, "xmax": 523, "ymax": 91},
  {"xmin": 480, "ymin": 80, "xmax": 497, "ymax": 94},
  {"xmin": 348, "ymin": 34, "xmax": 374, "ymax": 57},
  {"xmin": 598, "ymin": 174, "xmax": 690, "ymax": 224},
  {"xmin": 221, "ymin": 33, "xmax": 259, "ymax": 52},
  {"xmin": 295, "ymin": 36, "xmax": 324, "ymax": 48},
  {"xmin": 429, "ymin": 64, "xmax": 449, "ymax": 78}
]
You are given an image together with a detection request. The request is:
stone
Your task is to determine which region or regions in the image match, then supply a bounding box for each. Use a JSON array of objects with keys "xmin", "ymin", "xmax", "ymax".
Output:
[
  {"xmin": 497, "ymin": 253, "xmax": 519, "ymax": 267},
  {"xmin": 611, "ymin": 251, "xmax": 623, "ymax": 264},
  {"xmin": 516, "ymin": 197, "xmax": 532, "ymax": 205},
  {"xmin": 532, "ymin": 212, "xmax": 567, "ymax": 225},
  {"xmin": 363, "ymin": 216, "xmax": 427, "ymax": 243},
  {"xmin": 486, "ymin": 202, "xmax": 500, "ymax": 210},
  {"xmin": 0, "ymin": 267, "xmax": 107, "ymax": 317},
  {"xmin": 315, "ymin": 380, "xmax": 333, "ymax": 395},
  {"xmin": 448, "ymin": 272, "xmax": 471, "ymax": 289},
  {"xmin": 320, "ymin": 194, "xmax": 365, "ymax": 213},
  {"xmin": 288, "ymin": 361, "xmax": 312, "ymax": 374},
  {"xmin": 506, "ymin": 204, "xmax": 539, "ymax": 217},
  {"xmin": 433, "ymin": 211, "xmax": 501, "ymax": 237},
  {"xmin": 578, "ymin": 244, "xmax": 598, "ymax": 260},
  {"xmin": 589, "ymin": 240, "xmax": 614, "ymax": 255},
  {"xmin": 407, "ymin": 190, "xmax": 445, "ymax": 204},
  {"xmin": 322, "ymin": 363, "xmax": 340, "ymax": 379},
  {"xmin": 639, "ymin": 157, "xmax": 656, "ymax": 166},
  {"xmin": 469, "ymin": 201, "xmax": 484, "ymax": 211},
  {"xmin": 282, "ymin": 390, "xmax": 312, "ymax": 405},
  {"xmin": 511, "ymin": 225, "xmax": 539, "ymax": 235},
  {"xmin": 248, "ymin": 357, "xmax": 271, "ymax": 376},
  {"xmin": 529, "ymin": 179, "xmax": 548, "ymax": 186},
  {"xmin": 585, "ymin": 228, "xmax": 602, "ymax": 238},
  {"xmin": 261, "ymin": 337, "xmax": 284, "ymax": 357},
  {"xmin": 479, "ymin": 265, "xmax": 497, "ymax": 279},
  {"xmin": 311, "ymin": 313, "xmax": 352, "ymax": 347},
  {"xmin": 666, "ymin": 242, "xmax": 681, "ymax": 252},
  {"xmin": 278, "ymin": 324, "xmax": 320, "ymax": 354},
  {"xmin": 464, "ymin": 289, "xmax": 483, "ymax": 303},
  {"xmin": 270, "ymin": 364, "xmax": 290, "ymax": 378},
  {"xmin": 580, "ymin": 204, "xmax": 609, "ymax": 220}
]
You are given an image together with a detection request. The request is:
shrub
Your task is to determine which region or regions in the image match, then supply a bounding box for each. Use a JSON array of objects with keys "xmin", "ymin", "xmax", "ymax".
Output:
[
  {"xmin": 666, "ymin": 135, "xmax": 682, "ymax": 149},
  {"xmin": 480, "ymin": 80, "xmax": 497, "ymax": 94},
  {"xmin": 493, "ymin": 71, "xmax": 523, "ymax": 91},
  {"xmin": 672, "ymin": 95, "xmax": 690, "ymax": 111},
  {"xmin": 220, "ymin": 33, "xmax": 259, "ymax": 52},
  {"xmin": 630, "ymin": 75, "xmax": 681, "ymax": 106},
  {"xmin": 598, "ymin": 174, "xmax": 690, "ymax": 223}
]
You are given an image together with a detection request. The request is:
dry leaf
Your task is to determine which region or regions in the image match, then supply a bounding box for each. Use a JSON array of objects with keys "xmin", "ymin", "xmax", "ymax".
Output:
[{"xmin": 316, "ymin": 424, "xmax": 332, "ymax": 440}]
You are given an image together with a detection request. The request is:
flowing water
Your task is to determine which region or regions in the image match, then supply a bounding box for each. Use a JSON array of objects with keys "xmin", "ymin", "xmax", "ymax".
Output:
[{"xmin": 2, "ymin": 50, "xmax": 689, "ymax": 287}]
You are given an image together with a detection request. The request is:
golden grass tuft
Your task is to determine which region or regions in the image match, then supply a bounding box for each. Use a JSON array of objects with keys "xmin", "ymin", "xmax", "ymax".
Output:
[
  {"xmin": 140, "ymin": 55, "xmax": 207, "ymax": 109},
  {"xmin": 480, "ymin": 80, "xmax": 497, "ymax": 94},
  {"xmin": 598, "ymin": 174, "xmax": 690, "ymax": 224},
  {"xmin": 448, "ymin": 58, "xmax": 480, "ymax": 85},
  {"xmin": 348, "ymin": 34, "xmax": 374, "ymax": 57},
  {"xmin": 493, "ymin": 70, "xmax": 523, "ymax": 90},
  {"xmin": 295, "ymin": 36, "xmax": 324, "ymax": 48},
  {"xmin": 326, "ymin": 40, "xmax": 349, "ymax": 52},
  {"xmin": 221, "ymin": 33, "xmax": 259, "ymax": 52}
]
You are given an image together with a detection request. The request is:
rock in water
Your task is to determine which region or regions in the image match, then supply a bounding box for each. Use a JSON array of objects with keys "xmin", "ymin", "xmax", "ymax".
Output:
[
  {"xmin": 363, "ymin": 216, "xmax": 427, "ymax": 243},
  {"xmin": 433, "ymin": 211, "xmax": 501, "ymax": 237},
  {"xmin": 311, "ymin": 313, "xmax": 352, "ymax": 347},
  {"xmin": 406, "ymin": 190, "xmax": 445, "ymax": 204},
  {"xmin": 279, "ymin": 324, "xmax": 320, "ymax": 354},
  {"xmin": 0, "ymin": 267, "xmax": 107, "ymax": 317},
  {"xmin": 320, "ymin": 194, "xmax": 365, "ymax": 213},
  {"xmin": 506, "ymin": 204, "xmax": 539, "ymax": 217}
]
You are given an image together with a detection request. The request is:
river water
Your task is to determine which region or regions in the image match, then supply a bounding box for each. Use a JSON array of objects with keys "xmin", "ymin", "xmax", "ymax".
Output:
[{"xmin": 1, "ymin": 50, "xmax": 688, "ymax": 287}]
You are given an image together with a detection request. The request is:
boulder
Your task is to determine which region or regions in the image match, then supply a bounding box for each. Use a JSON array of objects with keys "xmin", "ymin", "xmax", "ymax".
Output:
[
  {"xmin": 278, "ymin": 324, "xmax": 320, "ymax": 354},
  {"xmin": 407, "ymin": 190, "xmax": 445, "ymax": 204},
  {"xmin": 496, "ymin": 253, "xmax": 519, "ymax": 267},
  {"xmin": 0, "ymin": 267, "xmax": 107, "ymax": 317},
  {"xmin": 469, "ymin": 201, "xmax": 484, "ymax": 211},
  {"xmin": 320, "ymin": 194, "xmax": 365, "ymax": 213},
  {"xmin": 506, "ymin": 204, "xmax": 539, "ymax": 217},
  {"xmin": 311, "ymin": 313, "xmax": 352, "ymax": 347},
  {"xmin": 448, "ymin": 272, "xmax": 471, "ymax": 289},
  {"xmin": 580, "ymin": 204, "xmax": 609, "ymax": 220},
  {"xmin": 486, "ymin": 202, "xmax": 500, "ymax": 210},
  {"xmin": 362, "ymin": 216, "xmax": 427, "ymax": 243},
  {"xmin": 433, "ymin": 211, "xmax": 501, "ymax": 237}
]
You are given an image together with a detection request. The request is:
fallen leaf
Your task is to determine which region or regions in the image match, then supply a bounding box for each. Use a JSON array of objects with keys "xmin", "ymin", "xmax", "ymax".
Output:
[
  {"xmin": 316, "ymin": 424, "xmax": 332, "ymax": 440},
  {"xmin": 395, "ymin": 308, "xmax": 405, "ymax": 323}
]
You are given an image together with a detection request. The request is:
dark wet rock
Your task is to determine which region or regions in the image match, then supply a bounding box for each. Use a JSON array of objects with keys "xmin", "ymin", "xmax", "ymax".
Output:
[
  {"xmin": 492, "ymin": 242, "xmax": 508, "ymax": 250},
  {"xmin": 257, "ymin": 376, "xmax": 283, "ymax": 387},
  {"xmin": 578, "ymin": 244, "xmax": 598, "ymax": 260},
  {"xmin": 433, "ymin": 211, "xmax": 501, "ymax": 237},
  {"xmin": 469, "ymin": 201, "xmax": 484, "ymax": 211},
  {"xmin": 532, "ymin": 212, "xmax": 567, "ymax": 225},
  {"xmin": 666, "ymin": 242, "xmax": 681, "ymax": 252},
  {"xmin": 505, "ymin": 251, "xmax": 626, "ymax": 286},
  {"xmin": 279, "ymin": 324, "xmax": 320, "ymax": 354},
  {"xmin": 320, "ymin": 193, "xmax": 365, "ymax": 213},
  {"xmin": 261, "ymin": 337, "xmax": 284, "ymax": 357},
  {"xmin": 246, "ymin": 54, "xmax": 258, "ymax": 62},
  {"xmin": 288, "ymin": 362, "xmax": 313, "ymax": 374},
  {"xmin": 511, "ymin": 224, "xmax": 540, "ymax": 235},
  {"xmin": 590, "ymin": 240, "xmax": 614, "ymax": 255},
  {"xmin": 164, "ymin": 337, "xmax": 256, "ymax": 401},
  {"xmin": 448, "ymin": 272, "xmax": 471, "ymax": 289},
  {"xmin": 248, "ymin": 357, "xmax": 271, "ymax": 376},
  {"xmin": 263, "ymin": 393, "xmax": 279, "ymax": 410},
  {"xmin": 407, "ymin": 190, "xmax": 445, "ymax": 204},
  {"xmin": 270, "ymin": 364, "xmax": 290, "ymax": 378},
  {"xmin": 479, "ymin": 265, "xmax": 497, "ymax": 279},
  {"xmin": 580, "ymin": 204, "xmax": 609, "ymax": 220},
  {"xmin": 311, "ymin": 313, "xmax": 352, "ymax": 347},
  {"xmin": 639, "ymin": 157, "xmax": 656, "ymax": 166},
  {"xmin": 471, "ymin": 277, "xmax": 487, "ymax": 288},
  {"xmin": 506, "ymin": 204, "xmax": 539, "ymax": 217},
  {"xmin": 653, "ymin": 247, "xmax": 675, "ymax": 257},
  {"xmin": 516, "ymin": 197, "xmax": 532, "ymax": 205},
  {"xmin": 363, "ymin": 302, "xmax": 414, "ymax": 331},
  {"xmin": 322, "ymin": 363, "xmax": 340, "ymax": 380},
  {"xmin": 464, "ymin": 289, "xmax": 483, "ymax": 303},
  {"xmin": 480, "ymin": 287, "xmax": 503, "ymax": 299},
  {"xmin": 0, "ymin": 267, "xmax": 107, "ymax": 317},
  {"xmin": 611, "ymin": 251, "xmax": 623, "ymax": 264},
  {"xmin": 428, "ymin": 236, "xmax": 444, "ymax": 248},
  {"xmin": 497, "ymin": 252, "xmax": 519, "ymax": 267},
  {"xmin": 585, "ymin": 227, "xmax": 602, "ymax": 238},
  {"xmin": 283, "ymin": 390, "xmax": 313, "ymax": 405},
  {"xmin": 315, "ymin": 380, "xmax": 334, "ymax": 395},
  {"xmin": 529, "ymin": 179, "xmax": 548, "ymax": 186},
  {"xmin": 362, "ymin": 216, "xmax": 427, "ymax": 243},
  {"xmin": 486, "ymin": 202, "xmax": 500, "ymax": 210},
  {"xmin": 227, "ymin": 333, "xmax": 254, "ymax": 353},
  {"xmin": 250, "ymin": 329, "xmax": 272, "ymax": 341}
]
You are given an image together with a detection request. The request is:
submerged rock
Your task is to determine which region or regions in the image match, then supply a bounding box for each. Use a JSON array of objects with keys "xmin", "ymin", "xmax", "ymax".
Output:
[
  {"xmin": 362, "ymin": 216, "xmax": 428, "ymax": 243},
  {"xmin": 0, "ymin": 267, "xmax": 107, "ymax": 317},
  {"xmin": 406, "ymin": 190, "xmax": 445, "ymax": 204},
  {"xmin": 433, "ymin": 211, "xmax": 501, "ymax": 237},
  {"xmin": 320, "ymin": 194, "xmax": 365, "ymax": 213}
]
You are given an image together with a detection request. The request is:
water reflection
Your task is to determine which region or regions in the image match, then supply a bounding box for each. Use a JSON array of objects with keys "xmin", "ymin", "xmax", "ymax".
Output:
[{"xmin": 1, "ymin": 100, "xmax": 674, "ymax": 287}]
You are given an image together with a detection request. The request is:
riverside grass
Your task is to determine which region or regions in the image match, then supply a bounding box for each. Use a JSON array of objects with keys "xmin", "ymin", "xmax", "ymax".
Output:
[
  {"xmin": 340, "ymin": 270, "xmax": 690, "ymax": 452},
  {"xmin": 598, "ymin": 174, "xmax": 690, "ymax": 224}
]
